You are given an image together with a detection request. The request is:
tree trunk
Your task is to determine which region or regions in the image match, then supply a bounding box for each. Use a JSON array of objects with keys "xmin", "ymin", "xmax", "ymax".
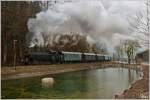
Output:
[
  {"xmin": 128, "ymin": 58, "xmax": 131, "ymax": 64},
  {"xmin": 3, "ymin": 44, "xmax": 7, "ymax": 65}
]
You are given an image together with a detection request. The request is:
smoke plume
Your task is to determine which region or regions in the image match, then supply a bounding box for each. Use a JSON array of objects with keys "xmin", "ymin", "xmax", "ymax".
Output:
[{"xmin": 27, "ymin": 0, "xmax": 145, "ymax": 53}]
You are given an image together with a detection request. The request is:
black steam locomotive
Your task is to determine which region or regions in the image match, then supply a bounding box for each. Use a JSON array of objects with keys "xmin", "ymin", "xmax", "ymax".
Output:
[{"xmin": 22, "ymin": 51, "xmax": 111, "ymax": 65}]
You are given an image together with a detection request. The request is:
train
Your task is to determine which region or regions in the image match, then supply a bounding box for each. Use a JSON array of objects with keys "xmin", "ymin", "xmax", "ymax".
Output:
[{"xmin": 22, "ymin": 51, "xmax": 112, "ymax": 65}]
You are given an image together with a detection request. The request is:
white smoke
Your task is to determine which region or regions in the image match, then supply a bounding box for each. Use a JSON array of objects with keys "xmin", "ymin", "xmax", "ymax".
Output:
[{"xmin": 27, "ymin": 0, "xmax": 145, "ymax": 53}]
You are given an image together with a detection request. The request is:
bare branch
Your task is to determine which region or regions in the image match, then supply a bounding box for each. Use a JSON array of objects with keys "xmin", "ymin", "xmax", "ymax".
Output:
[{"xmin": 128, "ymin": 0, "xmax": 150, "ymax": 46}]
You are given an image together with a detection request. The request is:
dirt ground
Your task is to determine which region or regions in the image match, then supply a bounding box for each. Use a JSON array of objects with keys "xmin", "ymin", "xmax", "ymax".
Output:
[
  {"xmin": 1, "ymin": 62, "xmax": 111, "ymax": 80},
  {"xmin": 115, "ymin": 64, "xmax": 149, "ymax": 99},
  {"xmin": 1, "ymin": 62, "xmax": 137, "ymax": 80}
]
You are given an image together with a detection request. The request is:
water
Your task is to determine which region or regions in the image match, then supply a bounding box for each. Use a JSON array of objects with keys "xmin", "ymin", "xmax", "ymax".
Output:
[{"xmin": 1, "ymin": 67, "xmax": 141, "ymax": 99}]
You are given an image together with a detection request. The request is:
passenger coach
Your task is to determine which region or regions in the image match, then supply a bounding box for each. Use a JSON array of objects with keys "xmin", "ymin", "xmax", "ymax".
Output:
[{"xmin": 22, "ymin": 51, "xmax": 111, "ymax": 65}]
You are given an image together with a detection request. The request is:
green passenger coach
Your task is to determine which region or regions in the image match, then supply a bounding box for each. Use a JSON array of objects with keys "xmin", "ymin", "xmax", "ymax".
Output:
[{"xmin": 62, "ymin": 51, "xmax": 82, "ymax": 62}]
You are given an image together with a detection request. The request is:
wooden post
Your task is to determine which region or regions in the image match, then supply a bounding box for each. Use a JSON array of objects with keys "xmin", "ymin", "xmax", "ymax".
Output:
[{"xmin": 13, "ymin": 40, "xmax": 17, "ymax": 70}]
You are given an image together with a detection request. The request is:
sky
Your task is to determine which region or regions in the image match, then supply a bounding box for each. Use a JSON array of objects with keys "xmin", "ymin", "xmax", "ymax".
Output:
[{"xmin": 27, "ymin": 0, "xmax": 148, "ymax": 53}]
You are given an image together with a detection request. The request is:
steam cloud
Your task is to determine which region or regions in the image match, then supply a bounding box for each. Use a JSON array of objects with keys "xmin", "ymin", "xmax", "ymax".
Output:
[{"xmin": 27, "ymin": 0, "xmax": 145, "ymax": 53}]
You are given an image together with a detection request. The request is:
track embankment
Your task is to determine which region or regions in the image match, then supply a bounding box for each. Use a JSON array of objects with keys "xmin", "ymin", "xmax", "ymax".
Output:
[{"xmin": 1, "ymin": 62, "xmax": 138, "ymax": 80}]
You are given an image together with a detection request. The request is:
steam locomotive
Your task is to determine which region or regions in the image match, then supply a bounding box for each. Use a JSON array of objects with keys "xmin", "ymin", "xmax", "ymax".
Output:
[{"xmin": 22, "ymin": 51, "xmax": 111, "ymax": 65}]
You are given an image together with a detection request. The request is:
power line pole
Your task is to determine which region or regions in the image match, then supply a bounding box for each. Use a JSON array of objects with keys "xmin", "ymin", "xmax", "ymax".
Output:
[{"xmin": 13, "ymin": 40, "xmax": 17, "ymax": 70}]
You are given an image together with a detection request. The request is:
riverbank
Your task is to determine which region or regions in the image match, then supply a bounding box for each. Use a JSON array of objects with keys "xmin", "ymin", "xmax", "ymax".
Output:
[
  {"xmin": 1, "ymin": 62, "xmax": 148, "ymax": 99},
  {"xmin": 1, "ymin": 62, "xmax": 138, "ymax": 80},
  {"xmin": 115, "ymin": 64, "xmax": 149, "ymax": 99}
]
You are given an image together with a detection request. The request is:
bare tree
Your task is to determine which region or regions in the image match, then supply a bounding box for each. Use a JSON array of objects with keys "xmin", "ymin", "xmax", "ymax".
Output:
[
  {"xmin": 128, "ymin": 0, "xmax": 150, "ymax": 47},
  {"xmin": 39, "ymin": 1, "xmax": 57, "ymax": 11},
  {"xmin": 115, "ymin": 45, "xmax": 123, "ymax": 61},
  {"xmin": 114, "ymin": 39, "xmax": 140, "ymax": 64},
  {"xmin": 1, "ymin": 1, "xmax": 41, "ymax": 66},
  {"xmin": 124, "ymin": 40, "xmax": 140, "ymax": 64}
]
